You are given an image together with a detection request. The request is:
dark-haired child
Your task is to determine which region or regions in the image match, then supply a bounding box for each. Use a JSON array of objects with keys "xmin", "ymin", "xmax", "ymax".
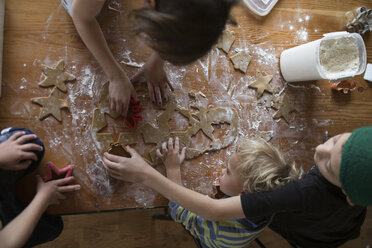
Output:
[{"xmin": 63, "ymin": 0, "xmax": 237, "ymax": 116}]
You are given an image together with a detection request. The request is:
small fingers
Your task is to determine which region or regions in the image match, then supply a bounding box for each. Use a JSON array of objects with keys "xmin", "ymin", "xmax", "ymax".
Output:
[
  {"xmin": 174, "ymin": 137, "xmax": 179, "ymax": 152},
  {"xmin": 9, "ymin": 131, "xmax": 26, "ymax": 141},
  {"xmin": 160, "ymin": 83, "xmax": 168, "ymax": 102},
  {"xmin": 104, "ymin": 152, "xmax": 125, "ymax": 163},
  {"xmin": 166, "ymin": 77, "xmax": 174, "ymax": 92},
  {"xmin": 58, "ymin": 184, "xmax": 81, "ymax": 193},
  {"xmin": 156, "ymin": 148, "xmax": 164, "ymax": 159},
  {"xmin": 103, "ymin": 156, "xmax": 121, "ymax": 171},
  {"xmin": 147, "ymin": 82, "xmax": 155, "ymax": 104},
  {"xmin": 154, "ymin": 85, "xmax": 162, "ymax": 105},
  {"xmin": 21, "ymin": 143, "xmax": 43, "ymax": 152},
  {"xmin": 16, "ymin": 134, "xmax": 38, "ymax": 144},
  {"xmin": 180, "ymin": 147, "xmax": 187, "ymax": 161},
  {"xmin": 162, "ymin": 142, "xmax": 168, "ymax": 154},
  {"xmin": 110, "ymin": 173, "xmax": 124, "ymax": 181},
  {"xmin": 109, "ymin": 170, "xmax": 121, "ymax": 179},
  {"xmin": 21, "ymin": 151, "xmax": 38, "ymax": 161},
  {"xmin": 168, "ymin": 137, "xmax": 173, "ymax": 152},
  {"xmin": 54, "ymin": 176, "xmax": 75, "ymax": 186}
]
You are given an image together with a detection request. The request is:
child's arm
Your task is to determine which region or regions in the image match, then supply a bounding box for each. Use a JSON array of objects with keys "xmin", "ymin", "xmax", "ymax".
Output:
[
  {"xmin": 71, "ymin": 0, "xmax": 136, "ymax": 116},
  {"xmin": 156, "ymin": 137, "xmax": 186, "ymax": 185},
  {"xmin": 103, "ymin": 146, "xmax": 245, "ymax": 221},
  {"xmin": 0, "ymin": 176, "xmax": 80, "ymax": 248}
]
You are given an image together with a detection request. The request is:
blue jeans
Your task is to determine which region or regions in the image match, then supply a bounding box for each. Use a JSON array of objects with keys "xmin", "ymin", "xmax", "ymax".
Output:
[{"xmin": 0, "ymin": 128, "xmax": 63, "ymax": 247}]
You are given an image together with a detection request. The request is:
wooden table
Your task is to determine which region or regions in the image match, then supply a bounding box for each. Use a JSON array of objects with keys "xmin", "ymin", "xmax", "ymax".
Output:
[{"xmin": 3, "ymin": 0, "xmax": 371, "ymax": 214}]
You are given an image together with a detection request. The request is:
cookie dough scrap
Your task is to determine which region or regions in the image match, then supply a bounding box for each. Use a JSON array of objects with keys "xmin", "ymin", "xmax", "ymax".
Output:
[
  {"xmin": 31, "ymin": 87, "xmax": 69, "ymax": 122},
  {"xmin": 217, "ymin": 30, "xmax": 235, "ymax": 53},
  {"xmin": 248, "ymin": 71, "xmax": 273, "ymax": 98},
  {"xmin": 259, "ymin": 131, "xmax": 273, "ymax": 142},
  {"xmin": 258, "ymin": 93, "xmax": 273, "ymax": 109},
  {"xmin": 38, "ymin": 59, "xmax": 75, "ymax": 93},
  {"xmin": 230, "ymin": 51, "xmax": 251, "ymax": 73},
  {"xmin": 272, "ymin": 94, "xmax": 296, "ymax": 123}
]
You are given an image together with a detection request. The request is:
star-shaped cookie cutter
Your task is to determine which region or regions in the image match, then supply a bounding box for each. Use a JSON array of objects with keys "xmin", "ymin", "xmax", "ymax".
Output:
[
  {"xmin": 42, "ymin": 161, "xmax": 74, "ymax": 182},
  {"xmin": 125, "ymin": 97, "xmax": 143, "ymax": 129}
]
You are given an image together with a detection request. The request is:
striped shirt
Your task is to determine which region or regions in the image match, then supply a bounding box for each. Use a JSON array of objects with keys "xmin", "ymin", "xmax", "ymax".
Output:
[{"xmin": 169, "ymin": 201, "xmax": 271, "ymax": 248}]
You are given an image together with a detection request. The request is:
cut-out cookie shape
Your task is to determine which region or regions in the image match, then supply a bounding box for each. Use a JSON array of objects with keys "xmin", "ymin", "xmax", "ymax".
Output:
[
  {"xmin": 272, "ymin": 94, "xmax": 295, "ymax": 123},
  {"xmin": 31, "ymin": 87, "xmax": 69, "ymax": 122},
  {"xmin": 217, "ymin": 30, "xmax": 235, "ymax": 53},
  {"xmin": 248, "ymin": 71, "xmax": 273, "ymax": 98},
  {"xmin": 258, "ymin": 93, "xmax": 273, "ymax": 109},
  {"xmin": 107, "ymin": 143, "xmax": 130, "ymax": 157},
  {"xmin": 38, "ymin": 59, "xmax": 75, "ymax": 93},
  {"xmin": 42, "ymin": 161, "xmax": 74, "ymax": 182},
  {"xmin": 230, "ymin": 51, "xmax": 251, "ymax": 73},
  {"xmin": 91, "ymin": 87, "xmax": 239, "ymax": 165}
]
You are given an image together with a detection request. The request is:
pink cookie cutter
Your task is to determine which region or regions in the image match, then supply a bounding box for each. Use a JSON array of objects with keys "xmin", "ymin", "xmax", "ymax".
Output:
[{"xmin": 42, "ymin": 161, "xmax": 74, "ymax": 182}]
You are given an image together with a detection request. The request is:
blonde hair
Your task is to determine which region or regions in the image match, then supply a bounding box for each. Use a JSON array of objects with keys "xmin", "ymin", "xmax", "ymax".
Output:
[{"xmin": 236, "ymin": 138, "xmax": 303, "ymax": 193}]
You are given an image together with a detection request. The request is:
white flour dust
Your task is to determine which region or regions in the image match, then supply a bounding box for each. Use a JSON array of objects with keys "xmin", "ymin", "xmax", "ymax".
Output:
[{"xmin": 319, "ymin": 35, "xmax": 360, "ymax": 80}]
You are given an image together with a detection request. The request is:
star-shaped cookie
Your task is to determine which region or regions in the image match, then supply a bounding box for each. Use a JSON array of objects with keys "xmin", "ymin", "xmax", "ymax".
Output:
[
  {"xmin": 272, "ymin": 94, "xmax": 296, "ymax": 123},
  {"xmin": 38, "ymin": 59, "xmax": 75, "ymax": 93},
  {"xmin": 248, "ymin": 71, "xmax": 273, "ymax": 98},
  {"xmin": 31, "ymin": 87, "xmax": 69, "ymax": 122}
]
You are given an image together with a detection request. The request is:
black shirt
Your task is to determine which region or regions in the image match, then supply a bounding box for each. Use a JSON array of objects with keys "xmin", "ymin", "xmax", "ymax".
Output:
[{"xmin": 240, "ymin": 166, "xmax": 366, "ymax": 248}]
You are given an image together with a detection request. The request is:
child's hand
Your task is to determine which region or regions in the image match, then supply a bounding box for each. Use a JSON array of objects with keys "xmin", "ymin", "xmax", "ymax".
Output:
[
  {"xmin": 109, "ymin": 71, "xmax": 138, "ymax": 117},
  {"xmin": 103, "ymin": 146, "xmax": 155, "ymax": 183},
  {"xmin": 156, "ymin": 137, "xmax": 186, "ymax": 171},
  {"xmin": 132, "ymin": 52, "xmax": 174, "ymax": 106},
  {"xmin": 36, "ymin": 175, "xmax": 80, "ymax": 206},
  {"xmin": 0, "ymin": 131, "xmax": 43, "ymax": 171}
]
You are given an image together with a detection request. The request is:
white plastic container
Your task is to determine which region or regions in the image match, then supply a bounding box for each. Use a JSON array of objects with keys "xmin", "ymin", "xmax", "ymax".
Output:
[
  {"xmin": 243, "ymin": 0, "xmax": 278, "ymax": 16},
  {"xmin": 280, "ymin": 32, "xmax": 367, "ymax": 82}
]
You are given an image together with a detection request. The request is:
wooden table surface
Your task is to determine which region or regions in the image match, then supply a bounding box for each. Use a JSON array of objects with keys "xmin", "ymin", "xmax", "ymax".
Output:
[{"xmin": 3, "ymin": 0, "xmax": 372, "ymax": 214}]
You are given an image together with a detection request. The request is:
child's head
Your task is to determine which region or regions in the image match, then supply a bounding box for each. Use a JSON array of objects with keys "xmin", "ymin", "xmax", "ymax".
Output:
[
  {"xmin": 219, "ymin": 138, "xmax": 303, "ymax": 196},
  {"xmin": 132, "ymin": 0, "xmax": 238, "ymax": 65},
  {"xmin": 315, "ymin": 126, "xmax": 372, "ymax": 206}
]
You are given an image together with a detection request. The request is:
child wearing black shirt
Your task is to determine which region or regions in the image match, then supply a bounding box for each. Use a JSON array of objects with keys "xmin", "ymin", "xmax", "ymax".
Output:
[{"xmin": 103, "ymin": 126, "xmax": 372, "ymax": 247}]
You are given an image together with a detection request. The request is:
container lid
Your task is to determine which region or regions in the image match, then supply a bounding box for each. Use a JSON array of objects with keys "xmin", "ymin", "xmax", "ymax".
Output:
[{"xmin": 243, "ymin": 0, "xmax": 278, "ymax": 16}]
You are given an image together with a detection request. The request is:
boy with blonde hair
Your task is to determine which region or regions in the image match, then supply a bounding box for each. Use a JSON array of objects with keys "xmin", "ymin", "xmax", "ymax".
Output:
[
  {"xmin": 104, "ymin": 126, "xmax": 372, "ymax": 248},
  {"xmin": 155, "ymin": 137, "xmax": 302, "ymax": 248}
]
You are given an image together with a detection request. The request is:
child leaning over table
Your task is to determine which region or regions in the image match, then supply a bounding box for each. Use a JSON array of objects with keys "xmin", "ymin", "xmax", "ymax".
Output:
[
  {"xmin": 156, "ymin": 137, "xmax": 303, "ymax": 248},
  {"xmin": 0, "ymin": 128, "xmax": 80, "ymax": 248}
]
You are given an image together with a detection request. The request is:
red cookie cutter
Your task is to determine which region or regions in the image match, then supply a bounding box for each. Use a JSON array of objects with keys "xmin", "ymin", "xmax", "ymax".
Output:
[
  {"xmin": 42, "ymin": 161, "xmax": 74, "ymax": 182},
  {"xmin": 125, "ymin": 97, "xmax": 143, "ymax": 129}
]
